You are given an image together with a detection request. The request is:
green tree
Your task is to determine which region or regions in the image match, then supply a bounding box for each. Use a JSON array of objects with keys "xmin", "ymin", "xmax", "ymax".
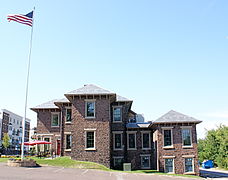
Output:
[
  {"xmin": 198, "ymin": 125, "xmax": 228, "ymax": 169},
  {"xmin": 2, "ymin": 133, "xmax": 10, "ymax": 150}
]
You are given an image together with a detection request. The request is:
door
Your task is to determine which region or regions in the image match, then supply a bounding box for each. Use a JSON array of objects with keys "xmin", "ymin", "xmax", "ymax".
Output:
[{"xmin": 57, "ymin": 140, "xmax": 61, "ymax": 155}]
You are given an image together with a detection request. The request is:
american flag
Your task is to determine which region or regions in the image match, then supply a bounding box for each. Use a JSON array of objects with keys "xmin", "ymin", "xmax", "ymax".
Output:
[{"xmin": 7, "ymin": 11, "xmax": 33, "ymax": 27}]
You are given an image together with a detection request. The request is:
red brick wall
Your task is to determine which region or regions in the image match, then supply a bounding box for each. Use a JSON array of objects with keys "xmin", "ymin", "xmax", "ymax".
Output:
[
  {"xmin": 156, "ymin": 123, "xmax": 199, "ymax": 175},
  {"xmin": 70, "ymin": 96, "xmax": 111, "ymax": 167},
  {"xmin": 36, "ymin": 110, "xmax": 60, "ymax": 134},
  {"xmin": 125, "ymin": 129, "xmax": 153, "ymax": 170},
  {"xmin": 36, "ymin": 109, "xmax": 61, "ymax": 155}
]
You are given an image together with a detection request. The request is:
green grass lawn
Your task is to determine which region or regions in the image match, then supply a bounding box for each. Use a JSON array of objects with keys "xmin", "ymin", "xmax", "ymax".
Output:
[
  {"xmin": 0, "ymin": 156, "xmax": 201, "ymax": 178},
  {"xmin": 0, "ymin": 158, "xmax": 9, "ymax": 162},
  {"xmin": 32, "ymin": 156, "xmax": 110, "ymax": 171}
]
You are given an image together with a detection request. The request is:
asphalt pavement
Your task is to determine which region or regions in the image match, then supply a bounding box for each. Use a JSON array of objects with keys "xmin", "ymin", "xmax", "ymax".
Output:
[
  {"xmin": 200, "ymin": 168, "xmax": 228, "ymax": 179},
  {"xmin": 0, "ymin": 163, "xmax": 198, "ymax": 180}
]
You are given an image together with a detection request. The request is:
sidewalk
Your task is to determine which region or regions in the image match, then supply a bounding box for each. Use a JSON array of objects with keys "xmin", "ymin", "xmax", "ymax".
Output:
[
  {"xmin": 200, "ymin": 168, "xmax": 228, "ymax": 179},
  {"xmin": 200, "ymin": 167, "xmax": 228, "ymax": 174}
]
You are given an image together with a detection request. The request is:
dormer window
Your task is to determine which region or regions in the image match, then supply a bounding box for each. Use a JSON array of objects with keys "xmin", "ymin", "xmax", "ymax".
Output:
[{"xmin": 85, "ymin": 100, "xmax": 95, "ymax": 118}]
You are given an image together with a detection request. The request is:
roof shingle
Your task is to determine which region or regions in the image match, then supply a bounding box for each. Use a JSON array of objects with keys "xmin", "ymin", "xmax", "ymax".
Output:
[
  {"xmin": 126, "ymin": 122, "xmax": 151, "ymax": 128},
  {"xmin": 116, "ymin": 95, "xmax": 132, "ymax": 102},
  {"xmin": 65, "ymin": 84, "xmax": 115, "ymax": 96},
  {"xmin": 31, "ymin": 99, "xmax": 60, "ymax": 110},
  {"xmin": 153, "ymin": 110, "xmax": 202, "ymax": 124}
]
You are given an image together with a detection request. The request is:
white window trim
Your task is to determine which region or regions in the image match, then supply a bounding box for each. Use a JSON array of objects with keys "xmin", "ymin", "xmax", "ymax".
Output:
[
  {"xmin": 51, "ymin": 112, "xmax": 60, "ymax": 127},
  {"xmin": 140, "ymin": 154, "xmax": 151, "ymax": 169},
  {"xmin": 184, "ymin": 157, "xmax": 195, "ymax": 174},
  {"xmin": 112, "ymin": 106, "xmax": 122, "ymax": 123},
  {"xmin": 162, "ymin": 127, "xmax": 174, "ymax": 149},
  {"xmin": 164, "ymin": 158, "xmax": 175, "ymax": 174},
  {"xmin": 127, "ymin": 131, "xmax": 137, "ymax": 150},
  {"xmin": 85, "ymin": 99, "xmax": 96, "ymax": 119},
  {"xmin": 182, "ymin": 155, "xmax": 195, "ymax": 158},
  {"xmin": 181, "ymin": 127, "xmax": 193, "ymax": 148},
  {"xmin": 43, "ymin": 136, "xmax": 52, "ymax": 151},
  {"xmin": 113, "ymin": 156, "xmax": 124, "ymax": 167},
  {"xmin": 85, "ymin": 129, "xmax": 96, "ymax": 150},
  {"xmin": 113, "ymin": 131, "xmax": 123, "ymax": 151},
  {"xmin": 141, "ymin": 131, "xmax": 151, "ymax": 150},
  {"xmin": 65, "ymin": 107, "xmax": 72, "ymax": 124}
]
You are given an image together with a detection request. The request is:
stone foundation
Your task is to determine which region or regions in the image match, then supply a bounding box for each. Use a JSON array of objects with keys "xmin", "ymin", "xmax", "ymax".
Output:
[{"xmin": 7, "ymin": 159, "xmax": 38, "ymax": 167}]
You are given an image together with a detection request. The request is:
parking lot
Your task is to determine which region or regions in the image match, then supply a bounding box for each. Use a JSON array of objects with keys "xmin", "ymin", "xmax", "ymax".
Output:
[{"xmin": 0, "ymin": 163, "xmax": 199, "ymax": 180}]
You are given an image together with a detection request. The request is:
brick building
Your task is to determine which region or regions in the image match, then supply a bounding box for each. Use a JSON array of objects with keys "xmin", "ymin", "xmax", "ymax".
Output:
[{"xmin": 31, "ymin": 84, "xmax": 201, "ymax": 175}]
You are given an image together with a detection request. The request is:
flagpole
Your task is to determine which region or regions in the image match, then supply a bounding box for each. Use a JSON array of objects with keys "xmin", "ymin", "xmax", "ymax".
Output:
[{"xmin": 21, "ymin": 7, "xmax": 35, "ymax": 160}]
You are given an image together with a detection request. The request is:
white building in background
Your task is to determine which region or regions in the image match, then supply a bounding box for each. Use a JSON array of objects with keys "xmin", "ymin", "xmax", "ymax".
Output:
[
  {"xmin": 0, "ymin": 109, "xmax": 31, "ymax": 150},
  {"xmin": 0, "ymin": 116, "xmax": 2, "ymax": 146}
]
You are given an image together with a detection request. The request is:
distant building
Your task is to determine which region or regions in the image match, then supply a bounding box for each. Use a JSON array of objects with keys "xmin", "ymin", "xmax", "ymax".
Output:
[
  {"xmin": 0, "ymin": 109, "xmax": 31, "ymax": 150},
  {"xmin": 29, "ymin": 127, "xmax": 37, "ymax": 141}
]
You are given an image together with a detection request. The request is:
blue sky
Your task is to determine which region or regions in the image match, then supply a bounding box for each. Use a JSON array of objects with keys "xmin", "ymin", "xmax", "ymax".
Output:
[{"xmin": 0, "ymin": 0, "xmax": 228, "ymax": 138}]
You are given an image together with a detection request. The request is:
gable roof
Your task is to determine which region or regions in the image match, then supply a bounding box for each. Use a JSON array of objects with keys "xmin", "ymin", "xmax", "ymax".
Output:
[
  {"xmin": 65, "ymin": 84, "xmax": 115, "ymax": 96},
  {"xmin": 54, "ymin": 98, "xmax": 70, "ymax": 104},
  {"xmin": 116, "ymin": 95, "xmax": 132, "ymax": 102},
  {"xmin": 31, "ymin": 99, "xmax": 60, "ymax": 110},
  {"xmin": 153, "ymin": 110, "xmax": 202, "ymax": 124}
]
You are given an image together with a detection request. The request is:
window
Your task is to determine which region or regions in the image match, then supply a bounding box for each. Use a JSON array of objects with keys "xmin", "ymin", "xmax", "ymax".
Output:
[
  {"xmin": 85, "ymin": 131, "xmax": 95, "ymax": 149},
  {"xmin": 65, "ymin": 134, "xmax": 72, "ymax": 150},
  {"xmin": 182, "ymin": 128, "xmax": 192, "ymax": 146},
  {"xmin": 85, "ymin": 100, "xmax": 95, "ymax": 118},
  {"xmin": 66, "ymin": 108, "xmax": 72, "ymax": 123},
  {"xmin": 113, "ymin": 157, "xmax": 123, "ymax": 170},
  {"xmin": 113, "ymin": 107, "xmax": 122, "ymax": 122},
  {"xmin": 44, "ymin": 137, "xmax": 50, "ymax": 152},
  {"xmin": 113, "ymin": 132, "xmax": 123, "ymax": 150},
  {"xmin": 127, "ymin": 132, "xmax": 136, "ymax": 150},
  {"xmin": 163, "ymin": 129, "xmax": 173, "ymax": 147},
  {"xmin": 165, "ymin": 159, "xmax": 174, "ymax": 173},
  {"xmin": 51, "ymin": 113, "xmax": 59, "ymax": 127},
  {"xmin": 185, "ymin": 158, "xmax": 193, "ymax": 173},
  {"xmin": 142, "ymin": 132, "xmax": 151, "ymax": 149},
  {"xmin": 141, "ymin": 155, "xmax": 151, "ymax": 169}
]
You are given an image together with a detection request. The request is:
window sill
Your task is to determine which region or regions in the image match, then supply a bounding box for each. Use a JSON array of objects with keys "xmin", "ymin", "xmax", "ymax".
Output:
[
  {"xmin": 184, "ymin": 172, "xmax": 195, "ymax": 175},
  {"xmin": 113, "ymin": 148, "xmax": 123, "ymax": 151},
  {"xmin": 85, "ymin": 117, "xmax": 96, "ymax": 119},
  {"xmin": 141, "ymin": 167, "xmax": 151, "ymax": 169},
  {"xmin": 65, "ymin": 122, "xmax": 72, "ymax": 124},
  {"xmin": 127, "ymin": 148, "xmax": 137, "ymax": 150},
  {"xmin": 113, "ymin": 121, "xmax": 122, "ymax": 123},
  {"xmin": 65, "ymin": 149, "xmax": 71, "ymax": 152},
  {"xmin": 163, "ymin": 146, "xmax": 174, "ymax": 149},
  {"xmin": 85, "ymin": 148, "xmax": 96, "ymax": 151},
  {"xmin": 51, "ymin": 126, "xmax": 59, "ymax": 128},
  {"xmin": 182, "ymin": 145, "xmax": 193, "ymax": 149},
  {"xmin": 142, "ymin": 148, "xmax": 151, "ymax": 150}
]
